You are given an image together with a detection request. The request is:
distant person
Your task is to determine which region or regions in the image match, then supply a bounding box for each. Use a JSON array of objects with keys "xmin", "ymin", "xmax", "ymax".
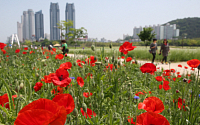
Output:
[
  {"xmin": 160, "ymin": 39, "xmax": 170, "ymax": 64},
  {"xmin": 48, "ymin": 45, "xmax": 53, "ymax": 50},
  {"xmin": 150, "ymin": 39, "xmax": 158, "ymax": 64},
  {"xmin": 61, "ymin": 40, "xmax": 68, "ymax": 55}
]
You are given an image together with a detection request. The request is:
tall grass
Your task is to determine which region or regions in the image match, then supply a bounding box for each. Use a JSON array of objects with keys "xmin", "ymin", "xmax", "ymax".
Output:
[{"xmin": 69, "ymin": 47, "xmax": 200, "ymax": 62}]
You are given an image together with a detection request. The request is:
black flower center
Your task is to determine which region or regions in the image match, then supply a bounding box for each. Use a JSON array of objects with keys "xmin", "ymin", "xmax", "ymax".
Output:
[{"xmin": 59, "ymin": 75, "xmax": 64, "ymax": 81}]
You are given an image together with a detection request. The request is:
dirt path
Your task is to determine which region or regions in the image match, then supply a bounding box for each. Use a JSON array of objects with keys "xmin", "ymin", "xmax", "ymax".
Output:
[{"xmin": 67, "ymin": 54, "xmax": 199, "ymax": 76}]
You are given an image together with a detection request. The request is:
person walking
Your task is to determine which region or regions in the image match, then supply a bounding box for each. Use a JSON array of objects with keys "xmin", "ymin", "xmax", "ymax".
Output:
[
  {"xmin": 160, "ymin": 39, "xmax": 170, "ymax": 64},
  {"xmin": 61, "ymin": 40, "xmax": 68, "ymax": 55},
  {"xmin": 150, "ymin": 39, "xmax": 158, "ymax": 64}
]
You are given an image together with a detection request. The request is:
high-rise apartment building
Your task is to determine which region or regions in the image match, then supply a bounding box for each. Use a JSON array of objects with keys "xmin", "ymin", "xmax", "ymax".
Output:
[
  {"xmin": 35, "ymin": 10, "xmax": 44, "ymax": 41},
  {"xmin": 50, "ymin": 3, "xmax": 60, "ymax": 40},
  {"xmin": 23, "ymin": 11, "xmax": 29, "ymax": 40},
  {"xmin": 28, "ymin": 9, "xmax": 35, "ymax": 40},
  {"xmin": 65, "ymin": 3, "xmax": 75, "ymax": 34},
  {"xmin": 17, "ymin": 22, "xmax": 23, "ymax": 42},
  {"xmin": 133, "ymin": 23, "xmax": 179, "ymax": 41}
]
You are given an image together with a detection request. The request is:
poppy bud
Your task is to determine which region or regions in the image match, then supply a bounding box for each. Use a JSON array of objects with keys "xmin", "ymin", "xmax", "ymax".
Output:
[
  {"xmin": 113, "ymin": 105, "xmax": 116, "ymax": 112},
  {"xmin": 183, "ymin": 78, "xmax": 187, "ymax": 82},
  {"xmin": 73, "ymin": 62, "xmax": 76, "ymax": 66},
  {"xmin": 109, "ymin": 43, "xmax": 112, "ymax": 49},
  {"xmin": 94, "ymin": 56, "xmax": 97, "ymax": 61},
  {"xmin": 118, "ymin": 61, "xmax": 121, "ymax": 66},
  {"xmin": 73, "ymin": 108, "xmax": 78, "ymax": 117},
  {"xmin": 101, "ymin": 92, "xmax": 104, "ymax": 99},
  {"xmin": 69, "ymin": 90, "xmax": 74, "ymax": 97},
  {"xmin": 19, "ymin": 83, "xmax": 24, "ymax": 89},
  {"xmin": 82, "ymin": 103, "xmax": 87, "ymax": 113},
  {"xmin": 36, "ymin": 73, "xmax": 39, "ymax": 77},
  {"xmin": 176, "ymin": 90, "xmax": 179, "ymax": 93},
  {"xmin": 15, "ymin": 86, "xmax": 19, "ymax": 93},
  {"xmin": 112, "ymin": 55, "xmax": 115, "ymax": 63}
]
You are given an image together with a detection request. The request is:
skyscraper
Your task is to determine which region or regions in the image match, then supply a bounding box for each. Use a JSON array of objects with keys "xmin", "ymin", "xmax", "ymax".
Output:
[
  {"xmin": 17, "ymin": 22, "xmax": 23, "ymax": 42},
  {"xmin": 35, "ymin": 10, "xmax": 44, "ymax": 41},
  {"xmin": 65, "ymin": 3, "xmax": 75, "ymax": 34},
  {"xmin": 28, "ymin": 9, "xmax": 35, "ymax": 40},
  {"xmin": 23, "ymin": 11, "xmax": 29, "ymax": 40},
  {"xmin": 50, "ymin": 3, "xmax": 60, "ymax": 40}
]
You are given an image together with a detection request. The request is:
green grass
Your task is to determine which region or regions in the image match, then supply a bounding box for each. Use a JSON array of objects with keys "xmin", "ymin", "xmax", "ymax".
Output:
[{"xmin": 68, "ymin": 46, "xmax": 200, "ymax": 62}]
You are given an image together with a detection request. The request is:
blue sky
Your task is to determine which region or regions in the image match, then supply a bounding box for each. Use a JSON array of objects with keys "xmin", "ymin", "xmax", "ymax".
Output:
[{"xmin": 0, "ymin": 0, "xmax": 200, "ymax": 42}]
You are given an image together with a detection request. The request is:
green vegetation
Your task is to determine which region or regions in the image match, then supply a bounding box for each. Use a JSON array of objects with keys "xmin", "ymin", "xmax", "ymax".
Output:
[
  {"xmin": 137, "ymin": 27, "xmax": 156, "ymax": 47},
  {"xmin": 68, "ymin": 46, "xmax": 200, "ymax": 62},
  {"xmin": 163, "ymin": 17, "xmax": 200, "ymax": 39}
]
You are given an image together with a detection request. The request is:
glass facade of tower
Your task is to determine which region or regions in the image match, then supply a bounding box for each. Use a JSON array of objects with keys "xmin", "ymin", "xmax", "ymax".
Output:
[
  {"xmin": 35, "ymin": 10, "xmax": 44, "ymax": 41},
  {"xmin": 50, "ymin": 3, "xmax": 60, "ymax": 40},
  {"xmin": 65, "ymin": 3, "xmax": 75, "ymax": 34},
  {"xmin": 28, "ymin": 9, "xmax": 35, "ymax": 40}
]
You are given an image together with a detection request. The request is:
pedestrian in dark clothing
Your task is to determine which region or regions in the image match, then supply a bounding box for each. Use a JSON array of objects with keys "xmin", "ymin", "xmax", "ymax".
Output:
[
  {"xmin": 150, "ymin": 39, "xmax": 158, "ymax": 64},
  {"xmin": 160, "ymin": 39, "xmax": 170, "ymax": 64}
]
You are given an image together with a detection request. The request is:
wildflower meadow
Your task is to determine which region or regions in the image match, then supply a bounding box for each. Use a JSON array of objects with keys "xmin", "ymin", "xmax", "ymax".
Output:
[{"xmin": 0, "ymin": 42, "xmax": 200, "ymax": 125}]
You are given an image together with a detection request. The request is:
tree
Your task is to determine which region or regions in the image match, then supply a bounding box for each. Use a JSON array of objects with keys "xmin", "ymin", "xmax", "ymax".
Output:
[
  {"xmin": 24, "ymin": 40, "xmax": 32, "ymax": 46},
  {"xmin": 137, "ymin": 27, "xmax": 156, "ymax": 47},
  {"xmin": 52, "ymin": 41, "xmax": 59, "ymax": 45},
  {"xmin": 57, "ymin": 20, "xmax": 74, "ymax": 40}
]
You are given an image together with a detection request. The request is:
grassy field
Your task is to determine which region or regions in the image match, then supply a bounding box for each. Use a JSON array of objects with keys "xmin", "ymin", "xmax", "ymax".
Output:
[{"xmin": 67, "ymin": 46, "xmax": 200, "ymax": 62}]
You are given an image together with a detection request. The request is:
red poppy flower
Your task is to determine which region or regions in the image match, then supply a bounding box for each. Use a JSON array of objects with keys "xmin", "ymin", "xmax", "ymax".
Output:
[
  {"xmin": 59, "ymin": 62, "xmax": 72, "ymax": 70},
  {"xmin": 173, "ymin": 78, "xmax": 176, "ymax": 81},
  {"xmin": 138, "ymin": 96, "xmax": 164, "ymax": 113},
  {"xmin": 33, "ymin": 82, "xmax": 43, "ymax": 92},
  {"xmin": 22, "ymin": 52, "xmax": 27, "ymax": 54},
  {"xmin": 44, "ymin": 73, "xmax": 54, "ymax": 83},
  {"xmin": 55, "ymin": 54, "xmax": 64, "ymax": 60},
  {"xmin": 83, "ymin": 92, "xmax": 93, "ymax": 98},
  {"xmin": 15, "ymin": 49, "xmax": 20, "ymax": 53},
  {"xmin": 170, "ymin": 69, "xmax": 175, "ymax": 73},
  {"xmin": 128, "ymin": 116, "xmax": 135, "ymax": 124},
  {"xmin": 119, "ymin": 41, "xmax": 136, "ymax": 55},
  {"xmin": 43, "ymin": 52, "xmax": 45, "ymax": 55},
  {"xmin": 191, "ymin": 68, "xmax": 194, "ymax": 71},
  {"xmin": 105, "ymin": 57, "xmax": 109, "ymax": 60},
  {"xmin": 159, "ymin": 81, "xmax": 170, "ymax": 91},
  {"xmin": 177, "ymin": 75, "xmax": 181, "ymax": 78},
  {"xmin": 0, "ymin": 94, "xmax": 17, "ymax": 109},
  {"xmin": 135, "ymin": 92, "xmax": 145, "ymax": 96},
  {"xmin": 188, "ymin": 79, "xmax": 191, "ymax": 83},
  {"xmin": 77, "ymin": 63, "xmax": 83, "ymax": 68},
  {"xmin": 51, "ymin": 68, "xmax": 71, "ymax": 87},
  {"xmin": 29, "ymin": 51, "xmax": 34, "ymax": 54},
  {"xmin": 50, "ymin": 51, "xmax": 54, "ymax": 55},
  {"xmin": 176, "ymin": 72, "xmax": 180, "ymax": 75},
  {"xmin": 77, "ymin": 77, "xmax": 84, "ymax": 87},
  {"xmin": 0, "ymin": 42, "xmax": 6, "ymax": 50},
  {"xmin": 126, "ymin": 57, "xmax": 132, "ymax": 62},
  {"xmin": 155, "ymin": 76, "xmax": 163, "ymax": 82},
  {"xmin": 136, "ymin": 112, "xmax": 170, "ymax": 125},
  {"xmin": 46, "ymin": 56, "xmax": 49, "ymax": 59},
  {"xmin": 121, "ymin": 56, "xmax": 125, "ymax": 59},
  {"xmin": 1, "ymin": 49, "xmax": 6, "ymax": 54},
  {"xmin": 149, "ymin": 91, "xmax": 152, "ymax": 94},
  {"xmin": 14, "ymin": 98, "xmax": 67, "ymax": 125},
  {"xmin": 184, "ymin": 66, "xmax": 188, "ymax": 69},
  {"xmin": 178, "ymin": 64, "xmax": 182, "ymax": 68},
  {"xmin": 52, "ymin": 94, "xmax": 75, "ymax": 115},
  {"xmin": 140, "ymin": 63, "xmax": 156, "ymax": 74},
  {"xmin": 80, "ymin": 108, "xmax": 96, "ymax": 118},
  {"xmin": 187, "ymin": 59, "xmax": 200, "ymax": 68},
  {"xmin": 174, "ymin": 97, "xmax": 187, "ymax": 111},
  {"xmin": 24, "ymin": 47, "xmax": 28, "ymax": 50},
  {"xmin": 85, "ymin": 73, "xmax": 93, "ymax": 79},
  {"xmin": 6, "ymin": 55, "xmax": 9, "ymax": 57},
  {"xmin": 86, "ymin": 56, "xmax": 97, "ymax": 66},
  {"xmin": 64, "ymin": 53, "xmax": 67, "ymax": 57},
  {"xmin": 52, "ymin": 48, "xmax": 56, "ymax": 52},
  {"xmin": 187, "ymin": 74, "xmax": 191, "ymax": 77},
  {"xmin": 51, "ymin": 86, "xmax": 64, "ymax": 95},
  {"xmin": 106, "ymin": 63, "xmax": 115, "ymax": 71}
]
